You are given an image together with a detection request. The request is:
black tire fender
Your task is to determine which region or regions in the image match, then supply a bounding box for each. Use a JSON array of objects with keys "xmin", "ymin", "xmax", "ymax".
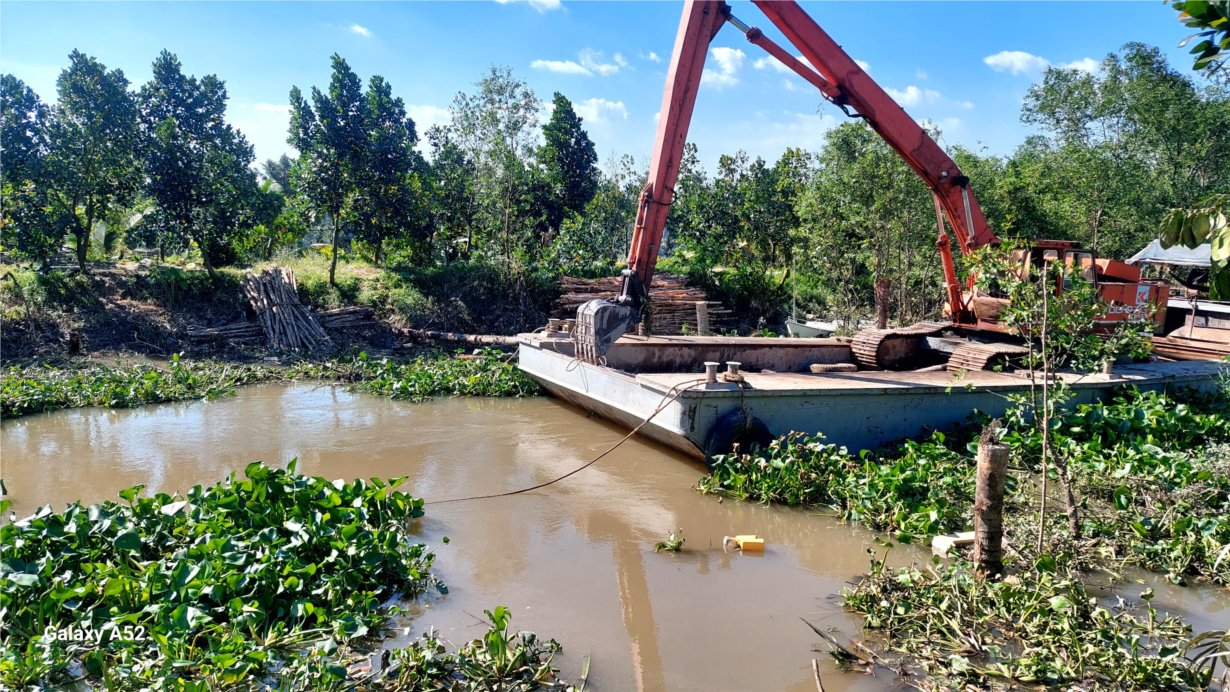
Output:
[{"xmin": 703, "ymin": 408, "xmax": 774, "ymax": 467}]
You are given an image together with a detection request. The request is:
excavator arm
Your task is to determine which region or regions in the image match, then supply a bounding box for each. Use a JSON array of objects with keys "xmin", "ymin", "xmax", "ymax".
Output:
[{"xmin": 575, "ymin": 0, "xmax": 998, "ymax": 362}]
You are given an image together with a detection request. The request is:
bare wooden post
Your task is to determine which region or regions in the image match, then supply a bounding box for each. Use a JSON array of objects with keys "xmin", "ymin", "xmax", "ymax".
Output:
[
  {"xmin": 874, "ymin": 278, "xmax": 891, "ymax": 329},
  {"xmin": 695, "ymin": 301, "xmax": 711, "ymax": 336},
  {"xmin": 973, "ymin": 420, "xmax": 1010, "ymax": 577}
]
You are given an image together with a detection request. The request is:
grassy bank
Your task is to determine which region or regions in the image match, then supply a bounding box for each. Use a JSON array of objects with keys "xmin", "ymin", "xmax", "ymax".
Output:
[
  {"xmin": 0, "ymin": 463, "xmax": 571, "ymax": 690},
  {"xmin": 1, "ymin": 350, "xmax": 540, "ymax": 420}
]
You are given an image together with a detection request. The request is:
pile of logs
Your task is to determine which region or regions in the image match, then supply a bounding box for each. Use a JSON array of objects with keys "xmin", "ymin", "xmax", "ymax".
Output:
[
  {"xmin": 185, "ymin": 306, "xmax": 379, "ymax": 345},
  {"xmin": 554, "ymin": 274, "xmax": 730, "ymax": 335},
  {"xmin": 316, "ymin": 306, "xmax": 377, "ymax": 330},
  {"xmin": 243, "ymin": 267, "xmax": 332, "ymax": 351}
]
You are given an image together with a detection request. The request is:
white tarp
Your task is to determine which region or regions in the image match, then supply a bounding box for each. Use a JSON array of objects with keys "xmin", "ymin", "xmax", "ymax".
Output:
[{"xmin": 1126, "ymin": 239, "xmax": 1211, "ymax": 267}]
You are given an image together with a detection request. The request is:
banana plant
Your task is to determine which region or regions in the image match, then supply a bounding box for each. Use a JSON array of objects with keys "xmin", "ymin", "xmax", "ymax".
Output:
[{"xmin": 1159, "ymin": 194, "xmax": 1228, "ymax": 300}]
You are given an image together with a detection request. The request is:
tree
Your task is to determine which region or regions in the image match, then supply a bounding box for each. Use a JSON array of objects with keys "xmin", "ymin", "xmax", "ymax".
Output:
[
  {"xmin": 795, "ymin": 123, "xmax": 936, "ymax": 328},
  {"xmin": 425, "ymin": 125, "xmax": 478, "ymax": 262},
  {"xmin": 0, "ymin": 75, "xmax": 67, "ymax": 266},
  {"xmin": 1020, "ymin": 44, "xmax": 1230, "ymax": 259},
  {"xmin": 1170, "ymin": 0, "xmax": 1230, "ymax": 81},
  {"xmin": 288, "ymin": 54, "xmax": 367, "ymax": 286},
  {"xmin": 138, "ymin": 50, "xmax": 257, "ymax": 277},
  {"xmin": 448, "ymin": 66, "xmax": 541, "ymax": 264},
  {"xmin": 540, "ymin": 93, "xmax": 598, "ymax": 236},
  {"xmin": 351, "ymin": 75, "xmax": 426, "ymax": 265},
  {"xmin": 260, "ymin": 153, "xmax": 295, "ymax": 195},
  {"xmin": 43, "ymin": 51, "xmax": 142, "ymax": 271}
]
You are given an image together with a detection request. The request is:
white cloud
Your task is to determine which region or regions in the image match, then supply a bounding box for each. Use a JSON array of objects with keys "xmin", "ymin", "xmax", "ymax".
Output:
[
  {"xmin": 579, "ymin": 48, "xmax": 621, "ymax": 76},
  {"xmin": 254, "ymin": 103, "xmax": 291, "ymax": 113},
  {"xmin": 531, "ymin": 59, "xmax": 592, "ymax": 76},
  {"xmin": 916, "ymin": 69, "xmax": 928, "ymax": 80},
  {"xmin": 886, "ymin": 85, "xmax": 941, "ymax": 107},
  {"xmin": 955, "ymin": 100, "xmax": 975, "ymax": 110},
  {"xmin": 575, "ymin": 97, "xmax": 628, "ymax": 123},
  {"xmin": 614, "ymin": 53, "xmax": 628, "ymax": 67},
  {"xmin": 641, "ymin": 50, "xmax": 662, "ymax": 63},
  {"xmin": 744, "ymin": 110, "xmax": 840, "ymax": 151},
  {"xmin": 702, "ymin": 47, "xmax": 744, "ymax": 89},
  {"xmin": 782, "ymin": 78, "xmax": 797, "ymax": 91},
  {"xmin": 494, "ymin": 0, "xmax": 561, "ymax": 12},
  {"xmin": 983, "ymin": 50, "xmax": 1049, "ymax": 76},
  {"xmin": 854, "ymin": 59, "xmax": 871, "ymax": 73},
  {"xmin": 408, "ymin": 105, "xmax": 450, "ymax": 131},
  {"xmin": 653, "ymin": 111, "xmax": 661, "ymax": 123},
  {"xmin": 1060, "ymin": 57, "xmax": 1100, "ymax": 73},
  {"xmin": 984, "ymin": 50, "xmax": 1099, "ymax": 77},
  {"xmin": 350, "ymin": 24, "xmax": 371, "ymax": 37}
]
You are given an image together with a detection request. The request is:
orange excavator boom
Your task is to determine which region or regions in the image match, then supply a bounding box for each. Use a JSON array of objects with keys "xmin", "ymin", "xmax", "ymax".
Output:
[{"xmin": 575, "ymin": 0, "xmax": 995, "ymax": 361}]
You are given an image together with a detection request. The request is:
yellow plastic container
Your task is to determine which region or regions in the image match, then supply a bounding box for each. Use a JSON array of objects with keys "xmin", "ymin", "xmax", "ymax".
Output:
[{"xmin": 735, "ymin": 535, "xmax": 765, "ymax": 551}]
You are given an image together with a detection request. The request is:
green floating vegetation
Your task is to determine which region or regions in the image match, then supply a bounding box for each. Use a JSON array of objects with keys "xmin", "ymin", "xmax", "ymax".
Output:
[
  {"xmin": 0, "ymin": 461, "xmax": 436, "ymax": 688},
  {"xmin": 298, "ymin": 351, "xmax": 541, "ymax": 402},
  {"xmin": 842, "ymin": 556, "xmax": 1209, "ymax": 691},
  {"xmin": 699, "ymin": 387, "xmax": 1230, "ymax": 584},
  {"xmin": 0, "ymin": 462, "xmax": 573, "ymax": 691},
  {"xmin": 0, "ymin": 350, "xmax": 541, "ymax": 420}
]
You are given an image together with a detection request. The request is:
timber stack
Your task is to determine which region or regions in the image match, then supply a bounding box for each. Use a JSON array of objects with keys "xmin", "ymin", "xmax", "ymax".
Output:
[
  {"xmin": 242, "ymin": 267, "xmax": 333, "ymax": 351},
  {"xmin": 186, "ymin": 307, "xmax": 378, "ymax": 344},
  {"xmin": 555, "ymin": 274, "xmax": 729, "ymax": 335}
]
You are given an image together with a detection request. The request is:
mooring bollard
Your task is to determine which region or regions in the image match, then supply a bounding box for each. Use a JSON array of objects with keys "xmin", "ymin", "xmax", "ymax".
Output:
[
  {"xmin": 973, "ymin": 420, "xmax": 1010, "ymax": 577},
  {"xmin": 704, "ymin": 361, "xmax": 720, "ymax": 384}
]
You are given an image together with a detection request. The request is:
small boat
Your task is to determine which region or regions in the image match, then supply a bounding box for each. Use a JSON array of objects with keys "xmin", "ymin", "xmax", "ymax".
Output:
[{"xmin": 786, "ymin": 318, "xmax": 836, "ymax": 338}]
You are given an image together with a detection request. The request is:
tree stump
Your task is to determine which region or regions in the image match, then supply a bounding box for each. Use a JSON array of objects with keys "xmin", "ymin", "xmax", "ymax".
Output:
[{"xmin": 973, "ymin": 420, "xmax": 1010, "ymax": 576}]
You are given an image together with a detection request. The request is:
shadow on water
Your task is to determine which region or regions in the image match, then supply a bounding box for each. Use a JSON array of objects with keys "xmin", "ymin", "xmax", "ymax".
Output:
[{"xmin": 2, "ymin": 383, "xmax": 1227, "ymax": 691}]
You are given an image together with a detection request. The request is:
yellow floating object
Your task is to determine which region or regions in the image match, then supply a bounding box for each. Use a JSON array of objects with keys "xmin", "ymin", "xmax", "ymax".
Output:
[{"xmin": 736, "ymin": 535, "xmax": 765, "ymax": 551}]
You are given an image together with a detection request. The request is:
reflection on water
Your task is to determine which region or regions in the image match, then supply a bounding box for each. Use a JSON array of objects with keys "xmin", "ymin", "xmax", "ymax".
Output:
[{"xmin": 2, "ymin": 384, "xmax": 1227, "ymax": 691}]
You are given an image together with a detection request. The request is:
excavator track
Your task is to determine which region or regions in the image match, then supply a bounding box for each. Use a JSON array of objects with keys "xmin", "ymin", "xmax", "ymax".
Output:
[
  {"xmin": 945, "ymin": 342, "xmax": 1031, "ymax": 372},
  {"xmin": 852, "ymin": 322, "xmax": 948, "ymax": 370}
]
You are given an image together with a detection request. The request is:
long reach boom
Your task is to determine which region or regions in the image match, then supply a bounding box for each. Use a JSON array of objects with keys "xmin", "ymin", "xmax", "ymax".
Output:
[{"xmin": 574, "ymin": 0, "xmax": 998, "ymax": 362}]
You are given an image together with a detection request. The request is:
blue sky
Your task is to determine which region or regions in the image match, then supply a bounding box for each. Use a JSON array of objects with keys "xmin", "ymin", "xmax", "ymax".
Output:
[{"xmin": 0, "ymin": 1, "xmax": 1203, "ymax": 173}]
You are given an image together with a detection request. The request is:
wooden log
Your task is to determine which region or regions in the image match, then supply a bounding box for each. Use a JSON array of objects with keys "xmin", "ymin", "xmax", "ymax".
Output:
[
  {"xmin": 972, "ymin": 420, "xmax": 1010, "ymax": 577},
  {"xmin": 405, "ymin": 329, "xmax": 519, "ymax": 346}
]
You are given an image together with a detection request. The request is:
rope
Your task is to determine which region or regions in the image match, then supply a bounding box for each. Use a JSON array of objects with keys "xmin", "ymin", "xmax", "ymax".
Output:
[{"xmin": 427, "ymin": 376, "xmax": 707, "ymax": 505}]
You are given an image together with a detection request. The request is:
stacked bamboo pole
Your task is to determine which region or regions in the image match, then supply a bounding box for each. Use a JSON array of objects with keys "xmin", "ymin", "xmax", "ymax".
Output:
[
  {"xmin": 554, "ymin": 274, "xmax": 730, "ymax": 335},
  {"xmin": 187, "ymin": 307, "xmax": 377, "ymax": 344},
  {"xmin": 242, "ymin": 267, "xmax": 332, "ymax": 351}
]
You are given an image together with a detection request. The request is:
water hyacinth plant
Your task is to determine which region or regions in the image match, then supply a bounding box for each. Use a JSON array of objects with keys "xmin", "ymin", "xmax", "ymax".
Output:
[
  {"xmin": 842, "ymin": 555, "xmax": 1208, "ymax": 691},
  {"xmin": 0, "ymin": 461, "xmax": 441, "ymax": 689}
]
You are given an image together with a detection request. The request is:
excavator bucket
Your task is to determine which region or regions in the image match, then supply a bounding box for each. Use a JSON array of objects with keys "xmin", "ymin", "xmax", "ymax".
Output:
[{"xmin": 574, "ymin": 298, "xmax": 640, "ymax": 364}]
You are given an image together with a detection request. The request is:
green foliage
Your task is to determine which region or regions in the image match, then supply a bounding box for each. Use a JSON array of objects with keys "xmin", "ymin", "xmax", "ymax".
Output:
[
  {"xmin": 842, "ymin": 556, "xmax": 1205, "ymax": 690},
  {"xmin": 351, "ymin": 610, "xmax": 570, "ymax": 691},
  {"xmin": 796, "ymin": 124, "xmax": 937, "ymax": 327},
  {"xmin": 699, "ymin": 430, "xmax": 977, "ymax": 542},
  {"xmin": 1171, "ymin": 0, "xmax": 1230, "ymax": 78},
  {"xmin": 49, "ymin": 51, "xmax": 143, "ymax": 270},
  {"xmin": 138, "ymin": 51, "xmax": 258, "ymax": 275},
  {"xmin": 540, "ymin": 92, "xmax": 599, "ymax": 236},
  {"xmin": 653, "ymin": 528, "xmax": 685, "ymax": 553},
  {"xmin": 1159, "ymin": 193, "xmax": 1229, "ymax": 299},
  {"xmin": 339, "ymin": 350, "xmax": 540, "ymax": 401},
  {"xmin": 0, "ymin": 462, "xmax": 437, "ymax": 689},
  {"xmin": 699, "ymin": 388, "xmax": 1230, "ymax": 583},
  {"xmin": 0, "ymin": 351, "xmax": 539, "ymax": 420}
]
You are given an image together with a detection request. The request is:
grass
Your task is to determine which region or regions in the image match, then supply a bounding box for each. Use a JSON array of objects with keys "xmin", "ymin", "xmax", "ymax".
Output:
[{"xmin": 1, "ymin": 350, "xmax": 541, "ymax": 420}]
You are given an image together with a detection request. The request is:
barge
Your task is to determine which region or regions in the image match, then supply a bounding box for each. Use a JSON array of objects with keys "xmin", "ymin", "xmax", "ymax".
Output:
[{"xmin": 517, "ymin": 332, "xmax": 1223, "ymax": 461}]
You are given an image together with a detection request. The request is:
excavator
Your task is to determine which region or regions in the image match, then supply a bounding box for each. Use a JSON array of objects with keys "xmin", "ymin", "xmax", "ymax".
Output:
[{"xmin": 575, "ymin": 0, "xmax": 1174, "ymax": 370}]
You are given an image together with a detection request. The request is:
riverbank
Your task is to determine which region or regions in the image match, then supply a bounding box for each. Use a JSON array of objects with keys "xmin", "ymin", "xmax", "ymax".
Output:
[{"xmin": 1, "ymin": 350, "xmax": 539, "ymax": 420}]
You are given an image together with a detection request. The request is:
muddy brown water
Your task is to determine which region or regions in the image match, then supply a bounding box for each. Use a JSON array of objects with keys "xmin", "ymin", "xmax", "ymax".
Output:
[{"xmin": 2, "ymin": 384, "xmax": 1228, "ymax": 691}]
